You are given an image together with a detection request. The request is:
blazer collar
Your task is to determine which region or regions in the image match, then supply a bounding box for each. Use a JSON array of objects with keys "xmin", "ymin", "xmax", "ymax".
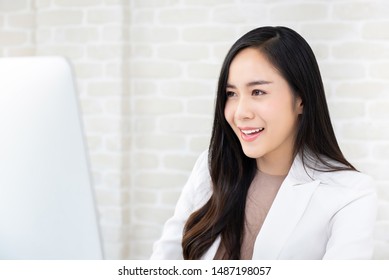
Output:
[
  {"xmin": 284, "ymin": 151, "xmax": 318, "ymax": 186},
  {"xmin": 253, "ymin": 152, "xmax": 320, "ymax": 259},
  {"xmin": 202, "ymin": 152, "xmax": 321, "ymax": 260}
]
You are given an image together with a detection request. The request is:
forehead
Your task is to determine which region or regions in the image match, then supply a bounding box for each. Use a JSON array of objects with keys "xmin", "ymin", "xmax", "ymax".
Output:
[{"xmin": 228, "ymin": 48, "xmax": 281, "ymax": 83}]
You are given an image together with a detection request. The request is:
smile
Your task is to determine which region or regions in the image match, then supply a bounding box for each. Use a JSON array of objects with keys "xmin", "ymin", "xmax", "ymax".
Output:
[{"xmin": 239, "ymin": 127, "xmax": 264, "ymax": 142}]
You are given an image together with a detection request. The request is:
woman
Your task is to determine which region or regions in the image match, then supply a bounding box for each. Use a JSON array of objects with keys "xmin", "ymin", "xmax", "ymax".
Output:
[{"xmin": 150, "ymin": 26, "xmax": 377, "ymax": 260}]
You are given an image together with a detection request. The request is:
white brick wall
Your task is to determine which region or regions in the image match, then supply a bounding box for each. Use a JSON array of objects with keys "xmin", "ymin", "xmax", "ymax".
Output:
[
  {"xmin": 1, "ymin": 0, "xmax": 131, "ymax": 259},
  {"xmin": 1, "ymin": 0, "xmax": 389, "ymax": 260}
]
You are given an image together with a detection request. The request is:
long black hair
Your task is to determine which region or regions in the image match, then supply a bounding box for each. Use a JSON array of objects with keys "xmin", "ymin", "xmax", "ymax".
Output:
[{"xmin": 182, "ymin": 26, "xmax": 355, "ymax": 260}]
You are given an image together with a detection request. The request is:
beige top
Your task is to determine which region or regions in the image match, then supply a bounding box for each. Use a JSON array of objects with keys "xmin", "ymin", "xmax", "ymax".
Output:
[{"xmin": 215, "ymin": 170, "xmax": 286, "ymax": 259}]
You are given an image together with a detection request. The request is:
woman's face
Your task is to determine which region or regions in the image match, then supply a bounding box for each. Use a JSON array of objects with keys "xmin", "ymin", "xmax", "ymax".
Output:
[{"xmin": 224, "ymin": 47, "xmax": 303, "ymax": 174}]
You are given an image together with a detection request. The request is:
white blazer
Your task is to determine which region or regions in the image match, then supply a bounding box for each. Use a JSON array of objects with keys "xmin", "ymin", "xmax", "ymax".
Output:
[{"xmin": 150, "ymin": 151, "xmax": 377, "ymax": 260}]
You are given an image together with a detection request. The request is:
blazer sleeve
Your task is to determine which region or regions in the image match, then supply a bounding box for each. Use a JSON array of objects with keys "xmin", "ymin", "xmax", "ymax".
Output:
[
  {"xmin": 323, "ymin": 175, "xmax": 378, "ymax": 259},
  {"xmin": 150, "ymin": 151, "xmax": 211, "ymax": 260}
]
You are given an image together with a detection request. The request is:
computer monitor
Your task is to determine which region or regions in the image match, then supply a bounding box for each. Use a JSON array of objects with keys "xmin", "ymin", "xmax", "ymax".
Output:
[{"xmin": 0, "ymin": 56, "xmax": 103, "ymax": 259}]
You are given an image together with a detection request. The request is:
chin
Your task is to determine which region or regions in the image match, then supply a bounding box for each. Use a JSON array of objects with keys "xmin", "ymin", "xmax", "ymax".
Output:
[{"xmin": 241, "ymin": 146, "xmax": 263, "ymax": 159}]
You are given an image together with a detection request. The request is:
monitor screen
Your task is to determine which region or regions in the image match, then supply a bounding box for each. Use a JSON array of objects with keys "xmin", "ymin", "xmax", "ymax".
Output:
[{"xmin": 0, "ymin": 56, "xmax": 103, "ymax": 259}]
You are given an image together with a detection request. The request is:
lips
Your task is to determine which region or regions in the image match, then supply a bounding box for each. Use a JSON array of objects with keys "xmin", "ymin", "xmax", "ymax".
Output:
[{"xmin": 239, "ymin": 127, "xmax": 264, "ymax": 142}]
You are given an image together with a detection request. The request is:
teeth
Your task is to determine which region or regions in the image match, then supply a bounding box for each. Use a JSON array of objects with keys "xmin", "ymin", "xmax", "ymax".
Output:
[{"xmin": 241, "ymin": 128, "xmax": 264, "ymax": 135}]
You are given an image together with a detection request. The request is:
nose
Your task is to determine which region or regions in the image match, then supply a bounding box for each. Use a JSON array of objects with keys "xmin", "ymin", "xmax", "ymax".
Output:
[{"xmin": 235, "ymin": 96, "xmax": 255, "ymax": 120}]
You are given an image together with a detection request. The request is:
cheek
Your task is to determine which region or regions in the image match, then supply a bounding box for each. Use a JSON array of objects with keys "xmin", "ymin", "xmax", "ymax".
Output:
[
  {"xmin": 255, "ymin": 102, "xmax": 277, "ymax": 123},
  {"xmin": 265, "ymin": 95, "xmax": 295, "ymax": 120},
  {"xmin": 272, "ymin": 107, "xmax": 300, "ymax": 134},
  {"xmin": 224, "ymin": 102, "xmax": 235, "ymax": 126}
]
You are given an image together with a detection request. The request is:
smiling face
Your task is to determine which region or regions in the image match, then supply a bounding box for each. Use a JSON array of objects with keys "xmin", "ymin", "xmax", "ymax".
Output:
[{"xmin": 224, "ymin": 47, "xmax": 303, "ymax": 175}]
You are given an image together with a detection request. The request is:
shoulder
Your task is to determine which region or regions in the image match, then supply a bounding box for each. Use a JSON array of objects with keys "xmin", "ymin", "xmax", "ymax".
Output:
[
  {"xmin": 304, "ymin": 163, "xmax": 377, "ymax": 218},
  {"xmin": 294, "ymin": 151, "xmax": 375, "ymax": 193},
  {"xmin": 315, "ymin": 169, "xmax": 375, "ymax": 194},
  {"xmin": 185, "ymin": 150, "xmax": 212, "ymax": 208},
  {"xmin": 290, "ymin": 152, "xmax": 377, "ymax": 207},
  {"xmin": 191, "ymin": 150, "xmax": 209, "ymax": 176},
  {"xmin": 310, "ymin": 164, "xmax": 376, "ymax": 208},
  {"xmin": 189, "ymin": 150, "xmax": 211, "ymax": 187}
]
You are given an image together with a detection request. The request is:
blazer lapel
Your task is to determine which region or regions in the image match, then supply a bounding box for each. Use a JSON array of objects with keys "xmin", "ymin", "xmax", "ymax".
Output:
[
  {"xmin": 202, "ymin": 153, "xmax": 320, "ymax": 260},
  {"xmin": 252, "ymin": 154, "xmax": 320, "ymax": 259}
]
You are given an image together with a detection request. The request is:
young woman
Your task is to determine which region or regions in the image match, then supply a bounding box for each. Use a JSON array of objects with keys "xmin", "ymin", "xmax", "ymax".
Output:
[{"xmin": 150, "ymin": 26, "xmax": 377, "ymax": 260}]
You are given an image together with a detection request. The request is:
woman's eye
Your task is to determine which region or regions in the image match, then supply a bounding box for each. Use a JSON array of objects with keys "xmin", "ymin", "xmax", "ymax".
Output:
[
  {"xmin": 252, "ymin": 89, "xmax": 265, "ymax": 96},
  {"xmin": 226, "ymin": 91, "xmax": 236, "ymax": 97}
]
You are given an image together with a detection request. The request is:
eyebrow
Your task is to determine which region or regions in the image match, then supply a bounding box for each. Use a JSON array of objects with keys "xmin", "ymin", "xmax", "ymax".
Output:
[{"xmin": 226, "ymin": 80, "xmax": 273, "ymax": 89}]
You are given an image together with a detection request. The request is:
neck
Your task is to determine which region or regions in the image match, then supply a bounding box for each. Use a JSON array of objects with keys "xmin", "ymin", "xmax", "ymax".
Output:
[{"xmin": 256, "ymin": 152, "xmax": 294, "ymax": 176}]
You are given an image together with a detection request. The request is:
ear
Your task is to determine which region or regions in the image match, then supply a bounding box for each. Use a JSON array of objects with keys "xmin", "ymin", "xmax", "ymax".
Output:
[{"xmin": 296, "ymin": 97, "xmax": 304, "ymax": 115}]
